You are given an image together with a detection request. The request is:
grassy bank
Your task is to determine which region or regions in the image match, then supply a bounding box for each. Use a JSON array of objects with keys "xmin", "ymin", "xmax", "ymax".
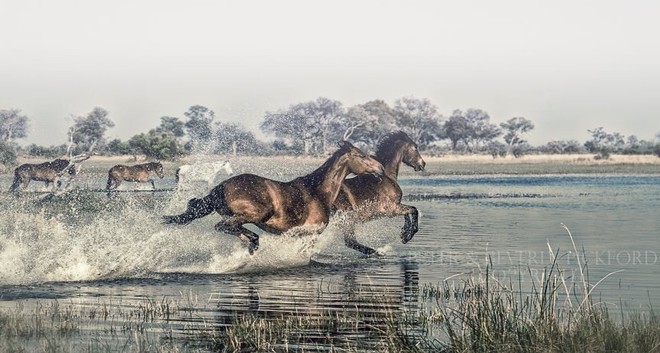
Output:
[
  {"xmin": 7, "ymin": 153, "xmax": 660, "ymax": 178},
  {"xmin": 414, "ymin": 153, "xmax": 660, "ymax": 176}
]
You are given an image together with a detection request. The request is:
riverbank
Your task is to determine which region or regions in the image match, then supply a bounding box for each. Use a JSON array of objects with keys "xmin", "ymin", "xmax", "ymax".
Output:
[
  {"xmin": 415, "ymin": 153, "xmax": 660, "ymax": 176},
  {"xmin": 6, "ymin": 153, "xmax": 660, "ymax": 177}
]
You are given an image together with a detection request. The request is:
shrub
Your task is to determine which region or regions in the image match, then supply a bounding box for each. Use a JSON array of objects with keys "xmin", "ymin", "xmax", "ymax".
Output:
[{"xmin": 0, "ymin": 141, "xmax": 17, "ymax": 166}]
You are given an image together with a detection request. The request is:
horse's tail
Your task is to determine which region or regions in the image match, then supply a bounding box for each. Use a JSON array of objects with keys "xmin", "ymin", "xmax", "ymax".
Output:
[
  {"xmin": 163, "ymin": 185, "xmax": 227, "ymax": 225},
  {"xmin": 9, "ymin": 170, "xmax": 22, "ymax": 195},
  {"xmin": 175, "ymin": 167, "xmax": 181, "ymax": 184}
]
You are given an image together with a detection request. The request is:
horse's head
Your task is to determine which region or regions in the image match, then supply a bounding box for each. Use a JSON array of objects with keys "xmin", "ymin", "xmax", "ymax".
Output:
[
  {"xmin": 152, "ymin": 162, "xmax": 165, "ymax": 179},
  {"xmin": 376, "ymin": 131, "xmax": 426, "ymax": 172},
  {"xmin": 401, "ymin": 140, "xmax": 426, "ymax": 172},
  {"xmin": 338, "ymin": 141, "xmax": 384, "ymax": 179},
  {"xmin": 50, "ymin": 159, "xmax": 72, "ymax": 172}
]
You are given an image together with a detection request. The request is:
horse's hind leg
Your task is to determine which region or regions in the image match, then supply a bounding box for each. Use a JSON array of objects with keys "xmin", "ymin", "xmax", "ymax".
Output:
[
  {"xmin": 106, "ymin": 177, "xmax": 118, "ymax": 196},
  {"xmin": 338, "ymin": 214, "xmax": 377, "ymax": 255},
  {"xmin": 215, "ymin": 219, "xmax": 260, "ymax": 255}
]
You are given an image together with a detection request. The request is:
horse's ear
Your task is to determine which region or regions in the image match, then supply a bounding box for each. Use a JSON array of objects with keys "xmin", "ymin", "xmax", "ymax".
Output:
[{"xmin": 337, "ymin": 140, "xmax": 353, "ymax": 150}]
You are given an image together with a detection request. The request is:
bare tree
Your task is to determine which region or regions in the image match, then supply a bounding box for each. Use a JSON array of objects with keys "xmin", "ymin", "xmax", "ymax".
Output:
[
  {"xmin": 0, "ymin": 109, "xmax": 29, "ymax": 142},
  {"xmin": 500, "ymin": 117, "xmax": 535, "ymax": 157}
]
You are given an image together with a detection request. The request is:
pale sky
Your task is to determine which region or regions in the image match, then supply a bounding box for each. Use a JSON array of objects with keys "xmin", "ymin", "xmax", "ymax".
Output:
[{"xmin": 1, "ymin": 0, "xmax": 659, "ymax": 146}]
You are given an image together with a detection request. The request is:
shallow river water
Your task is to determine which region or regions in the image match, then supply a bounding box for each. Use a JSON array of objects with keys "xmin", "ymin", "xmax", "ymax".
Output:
[{"xmin": 0, "ymin": 171, "xmax": 658, "ymax": 350}]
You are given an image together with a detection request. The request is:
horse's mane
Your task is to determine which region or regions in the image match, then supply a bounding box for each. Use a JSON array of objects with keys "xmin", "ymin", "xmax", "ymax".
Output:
[
  {"xmin": 143, "ymin": 161, "xmax": 162, "ymax": 169},
  {"xmin": 48, "ymin": 159, "xmax": 72, "ymax": 172},
  {"xmin": 375, "ymin": 131, "xmax": 416, "ymax": 161},
  {"xmin": 303, "ymin": 141, "xmax": 353, "ymax": 184}
]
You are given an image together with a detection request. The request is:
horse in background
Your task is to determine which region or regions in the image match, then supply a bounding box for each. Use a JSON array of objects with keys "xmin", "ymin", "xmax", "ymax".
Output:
[
  {"xmin": 163, "ymin": 141, "xmax": 384, "ymax": 255},
  {"xmin": 175, "ymin": 160, "xmax": 233, "ymax": 189},
  {"xmin": 106, "ymin": 162, "xmax": 164, "ymax": 196},
  {"xmin": 334, "ymin": 131, "xmax": 426, "ymax": 255},
  {"xmin": 9, "ymin": 153, "xmax": 91, "ymax": 195}
]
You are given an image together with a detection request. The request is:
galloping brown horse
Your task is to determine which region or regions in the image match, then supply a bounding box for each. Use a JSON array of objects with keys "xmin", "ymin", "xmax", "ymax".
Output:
[
  {"xmin": 334, "ymin": 131, "xmax": 426, "ymax": 254},
  {"xmin": 163, "ymin": 141, "xmax": 384, "ymax": 255},
  {"xmin": 106, "ymin": 162, "xmax": 164, "ymax": 195},
  {"xmin": 9, "ymin": 154, "xmax": 91, "ymax": 195}
]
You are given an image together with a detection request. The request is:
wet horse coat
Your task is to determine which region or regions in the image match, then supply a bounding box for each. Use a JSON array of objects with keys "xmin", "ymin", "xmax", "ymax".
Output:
[
  {"xmin": 9, "ymin": 154, "xmax": 91, "ymax": 194},
  {"xmin": 334, "ymin": 131, "xmax": 426, "ymax": 254},
  {"xmin": 163, "ymin": 141, "xmax": 384, "ymax": 254},
  {"xmin": 106, "ymin": 162, "xmax": 165, "ymax": 195}
]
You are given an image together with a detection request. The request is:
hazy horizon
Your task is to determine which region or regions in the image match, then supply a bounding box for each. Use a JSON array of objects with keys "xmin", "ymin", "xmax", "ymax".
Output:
[{"xmin": 2, "ymin": 0, "xmax": 659, "ymax": 147}]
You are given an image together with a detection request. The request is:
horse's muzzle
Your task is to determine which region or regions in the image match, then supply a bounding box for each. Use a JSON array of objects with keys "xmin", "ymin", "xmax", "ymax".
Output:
[
  {"xmin": 414, "ymin": 161, "xmax": 426, "ymax": 172},
  {"xmin": 372, "ymin": 166, "xmax": 385, "ymax": 181}
]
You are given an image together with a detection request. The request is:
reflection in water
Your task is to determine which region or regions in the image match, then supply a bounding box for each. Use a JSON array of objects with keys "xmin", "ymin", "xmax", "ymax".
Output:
[{"xmin": 166, "ymin": 260, "xmax": 423, "ymax": 350}]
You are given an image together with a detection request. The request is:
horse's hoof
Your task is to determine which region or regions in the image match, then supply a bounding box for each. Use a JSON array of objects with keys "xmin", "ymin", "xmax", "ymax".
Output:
[
  {"xmin": 401, "ymin": 229, "xmax": 417, "ymax": 244},
  {"xmin": 248, "ymin": 240, "xmax": 259, "ymax": 255}
]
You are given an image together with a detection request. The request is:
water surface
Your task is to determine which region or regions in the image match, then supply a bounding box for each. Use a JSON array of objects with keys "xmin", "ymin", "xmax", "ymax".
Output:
[{"xmin": 1, "ymin": 173, "xmax": 658, "ymax": 349}]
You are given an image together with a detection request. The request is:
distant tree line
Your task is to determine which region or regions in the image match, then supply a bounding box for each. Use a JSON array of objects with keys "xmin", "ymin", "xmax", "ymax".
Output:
[{"xmin": 1, "ymin": 97, "xmax": 659, "ymax": 166}]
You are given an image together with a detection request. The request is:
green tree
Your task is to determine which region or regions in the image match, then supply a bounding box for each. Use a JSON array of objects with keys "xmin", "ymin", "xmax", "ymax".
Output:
[
  {"xmin": 26, "ymin": 144, "xmax": 66, "ymax": 158},
  {"xmin": 215, "ymin": 122, "xmax": 257, "ymax": 155},
  {"xmin": 157, "ymin": 116, "xmax": 185, "ymax": 137},
  {"xmin": 106, "ymin": 139, "xmax": 133, "ymax": 155},
  {"xmin": 540, "ymin": 140, "xmax": 583, "ymax": 154},
  {"xmin": 310, "ymin": 97, "xmax": 344, "ymax": 154},
  {"xmin": 261, "ymin": 103, "xmax": 318, "ymax": 155},
  {"xmin": 585, "ymin": 127, "xmax": 625, "ymax": 159},
  {"xmin": 128, "ymin": 130, "xmax": 180, "ymax": 160},
  {"xmin": 500, "ymin": 117, "xmax": 535, "ymax": 157},
  {"xmin": 444, "ymin": 111, "xmax": 471, "ymax": 151},
  {"xmin": 393, "ymin": 96, "xmax": 444, "ymax": 150},
  {"xmin": 443, "ymin": 109, "xmax": 500, "ymax": 152},
  {"xmin": 0, "ymin": 140, "xmax": 17, "ymax": 167},
  {"xmin": 69, "ymin": 107, "xmax": 114, "ymax": 153},
  {"xmin": 341, "ymin": 100, "xmax": 397, "ymax": 149},
  {"xmin": 184, "ymin": 105, "xmax": 215, "ymax": 151}
]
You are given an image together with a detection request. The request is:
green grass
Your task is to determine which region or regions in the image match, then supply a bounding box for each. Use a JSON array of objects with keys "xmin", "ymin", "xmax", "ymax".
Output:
[{"xmin": 420, "ymin": 225, "xmax": 660, "ymax": 353}]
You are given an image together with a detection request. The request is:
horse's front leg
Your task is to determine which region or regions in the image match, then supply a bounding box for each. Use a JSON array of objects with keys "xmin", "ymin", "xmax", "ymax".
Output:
[
  {"xmin": 399, "ymin": 204, "xmax": 419, "ymax": 244},
  {"xmin": 45, "ymin": 180, "xmax": 58, "ymax": 193}
]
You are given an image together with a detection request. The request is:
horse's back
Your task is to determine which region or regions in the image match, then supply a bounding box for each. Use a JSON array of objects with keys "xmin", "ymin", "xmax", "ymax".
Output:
[
  {"xmin": 109, "ymin": 164, "xmax": 125, "ymax": 174},
  {"xmin": 218, "ymin": 173, "xmax": 303, "ymax": 206},
  {"xmin": 337, "ymin": 175, "xmax": 402, "ymax": 211}
]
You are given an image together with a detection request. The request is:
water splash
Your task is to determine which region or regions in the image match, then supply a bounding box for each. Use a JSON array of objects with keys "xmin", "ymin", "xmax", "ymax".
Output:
[{"xmin": 0, "ymin": 189, "xmax": 403, "ymax": 285}]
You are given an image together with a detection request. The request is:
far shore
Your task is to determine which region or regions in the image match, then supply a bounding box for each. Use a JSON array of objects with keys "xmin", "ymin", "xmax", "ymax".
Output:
[{"xmin": 5, "ymin": 153, "xmax": 660, "ymax": 176}]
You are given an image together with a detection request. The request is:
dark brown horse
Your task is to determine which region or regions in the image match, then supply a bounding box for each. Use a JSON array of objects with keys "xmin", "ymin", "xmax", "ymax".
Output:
[
  {"xmin": 163, "ymin": 141, "xmax": 384, "ymax": 254},
  {"xmin": 106, "ymin": 162, "xmax": 165, "ymax": 195},
  {"xmin": 334, "ymin": 131, "xmax": 426, "ymax": 254},
  {"xmin": 9, "ymin": 154, "xmax": 91, "ymax": 195}
]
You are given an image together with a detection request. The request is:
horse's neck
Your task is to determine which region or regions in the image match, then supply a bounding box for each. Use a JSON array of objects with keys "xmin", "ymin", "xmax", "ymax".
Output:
[
  {"xmin": 301, "ymin": 154, "xmax": 350, "ymax": 206},
  {"xmin": 377, "ymin": 148, "xmax": 403, "ymax": 181}
]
